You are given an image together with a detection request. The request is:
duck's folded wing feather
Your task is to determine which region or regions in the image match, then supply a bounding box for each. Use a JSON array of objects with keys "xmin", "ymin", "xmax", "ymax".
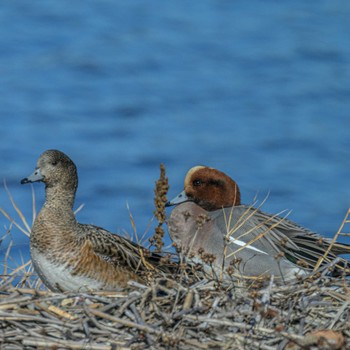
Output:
[
  {"xmin": 217, "ymin": 206, "xmax": 350, "ymax": 270},
  {"xmin": 78, "ymin": 224, "xmax": 169, "ymax": 271}
]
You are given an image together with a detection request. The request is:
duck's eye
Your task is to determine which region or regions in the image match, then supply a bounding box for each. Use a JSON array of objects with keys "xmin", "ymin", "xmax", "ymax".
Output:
[
  {"xmin": 193, "ymin": 179, "xmax": 202, "ymax": 187},
  {"xmin": 52, "ymin": 161, "xmax": 58, "ymax": 166}
]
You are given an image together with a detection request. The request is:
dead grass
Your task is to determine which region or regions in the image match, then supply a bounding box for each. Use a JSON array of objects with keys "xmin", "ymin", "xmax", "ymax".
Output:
[
  {"xmin": 0, "ymin": 182, "xmax": 38, "ymax": 290},
  {"xmin": 0, "ymin": 273, "xmax": 349, "ymax": 349}
]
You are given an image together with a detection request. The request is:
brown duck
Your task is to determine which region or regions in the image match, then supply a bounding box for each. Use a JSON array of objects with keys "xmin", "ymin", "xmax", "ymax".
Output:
[{"xmin": 21, "ymin": 149, "xmax": 168, "ymax": 292}]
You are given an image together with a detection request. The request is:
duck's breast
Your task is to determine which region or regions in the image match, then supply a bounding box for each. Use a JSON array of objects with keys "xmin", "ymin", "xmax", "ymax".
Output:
[{"xmin": 167, "ymin": 202, "xmax": 224, "ymax": 255}]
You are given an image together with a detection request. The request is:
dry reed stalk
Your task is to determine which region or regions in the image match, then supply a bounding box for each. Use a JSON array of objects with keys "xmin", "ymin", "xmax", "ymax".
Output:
[
  {"xmin": 1, "ymin": 274, "xmax": 349, "ymax": 349},
  {"xmin": 1, "ymin": 175, "xmax": 350, "ymax": 349},
  {"xmin": 150, "ymin": 163, "xmax": 169, "ymax": 252},
  {"xmin": 0, "ymin": 182, "xmax": 32, "ymax": 237},
  {"xmin": 314, "ymin": 208, "xmax": 350, "ymax": 272}
]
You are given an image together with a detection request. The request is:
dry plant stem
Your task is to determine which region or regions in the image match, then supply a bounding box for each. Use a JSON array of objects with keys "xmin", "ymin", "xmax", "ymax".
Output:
[
  {"xmin": 220, "ymin": 184, "xmax": 241, "ymax": 278},
  {"xmin": 314, "ymin": 208, "xmax": 350, "ymax": 271},
  {"xmin": 150, "ymin": 163, "xmax": 169, "ymax": 252},
  {"xmin": 1, "ymin": 185, "xmax": 35, "ymax": 289},
  {"xmin": 22, "ymin": 339, "xmax": 111, "ymax": 350},
  {"xmin": 1, "ymin": 181, "xmax": 31, "ymax": 236}
]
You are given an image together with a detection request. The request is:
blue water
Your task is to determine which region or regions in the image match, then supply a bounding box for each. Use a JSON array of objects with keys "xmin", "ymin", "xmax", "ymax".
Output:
[{"xmin": 1, "ymin": 1, "xmax": 350, "ymax": 272}]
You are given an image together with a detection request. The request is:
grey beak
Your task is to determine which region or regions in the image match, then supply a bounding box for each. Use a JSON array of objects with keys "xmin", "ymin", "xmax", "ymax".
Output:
[
  {"xmin": 165, "ymin": 190, "xmax": 190, "ymax": 207},
  {"xmin": 21, "ymin": 168, "xmax": 44, "ymax": 184}
]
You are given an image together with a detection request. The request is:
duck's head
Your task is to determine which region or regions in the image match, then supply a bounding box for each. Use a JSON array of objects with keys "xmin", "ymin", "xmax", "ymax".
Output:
[
  {"xmin": 166, "ymin": 166, "xmax": 241, "ymax": 211},
  {"xmin": 21, "ymin": 149, "xmax": 77, "ymax": 191}
]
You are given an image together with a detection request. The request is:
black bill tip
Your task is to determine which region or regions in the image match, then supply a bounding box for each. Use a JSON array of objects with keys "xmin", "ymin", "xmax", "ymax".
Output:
[{"xmin": 20, "ymin": 178, "xmax": 29, "ymax": 185}]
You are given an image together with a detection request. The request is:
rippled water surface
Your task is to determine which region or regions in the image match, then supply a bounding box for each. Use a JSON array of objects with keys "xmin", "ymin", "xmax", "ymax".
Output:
[{"xmin": 1, "ymin": 1, "xmax": 350, "ymax": 268}]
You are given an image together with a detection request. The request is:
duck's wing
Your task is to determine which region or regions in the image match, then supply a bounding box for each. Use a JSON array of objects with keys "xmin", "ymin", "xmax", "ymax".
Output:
[
  {"xmin": 78, "ymin": 224, "xmax": 174, "ymax": 272},
  {"xmin": 219, "ymin": 205, "xmax": 350, "ymax": 272},
  {"xmin": 260, "ymin": 213, "xmax": 350, "ymax": 273},
  {"xmin": 265, "ymin": 213, "xmax": 350, "ymax": 254}
]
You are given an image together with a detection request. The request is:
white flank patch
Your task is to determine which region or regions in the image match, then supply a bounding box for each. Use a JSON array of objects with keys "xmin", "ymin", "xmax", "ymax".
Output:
[
  {"xmin": 229, "ymin": 236, "xmax": 268, "ymax": 255},
  {"xmin": 31, "ymin": 250, "xmax": 103, "ymax": 292}
]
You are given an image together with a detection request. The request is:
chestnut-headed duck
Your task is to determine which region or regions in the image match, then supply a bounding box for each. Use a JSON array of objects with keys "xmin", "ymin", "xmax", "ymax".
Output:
[
  {"xmin": 21, "ymin": 150, "xmax": 169, "ymax": 292},
  {"xmin": 166, "ymin": 166, "xmax": 350, "ymax": 281}
]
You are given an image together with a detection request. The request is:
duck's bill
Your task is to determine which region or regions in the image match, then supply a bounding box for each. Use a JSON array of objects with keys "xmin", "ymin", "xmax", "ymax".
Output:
[
  {"xmin": 165, "ymin": 190, "xmax": 191, "ymax": 207},
  {"xmin": 21, "ymin": 168, "xmax": 44, "ymax": 184}
]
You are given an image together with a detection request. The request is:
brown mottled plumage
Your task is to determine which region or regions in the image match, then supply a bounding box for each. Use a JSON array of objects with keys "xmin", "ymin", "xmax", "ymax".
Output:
[{"xmin": 21, "ymin": 150, "xmax": 167, "ymax": 292}]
